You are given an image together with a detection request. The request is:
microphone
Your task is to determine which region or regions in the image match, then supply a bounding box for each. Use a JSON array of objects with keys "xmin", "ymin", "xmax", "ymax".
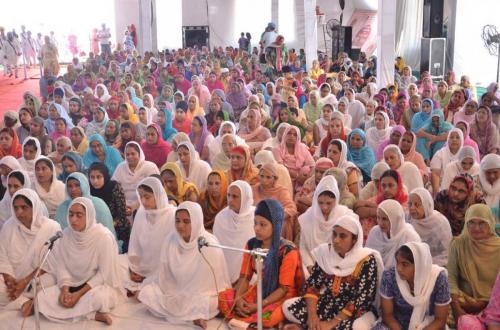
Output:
[
  {"xmin": 44, "ymin": 231, "xmax": 63, "ymax": 246},
  {"xmin": 197, "ymin": 236, "xmax": 207, "ymax": 251}
]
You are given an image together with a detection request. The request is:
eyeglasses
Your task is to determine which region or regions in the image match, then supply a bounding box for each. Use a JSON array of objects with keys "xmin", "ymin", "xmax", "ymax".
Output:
[{"xmin": 467, "ymin": 220, "xmax": 489, "ymax": 230}]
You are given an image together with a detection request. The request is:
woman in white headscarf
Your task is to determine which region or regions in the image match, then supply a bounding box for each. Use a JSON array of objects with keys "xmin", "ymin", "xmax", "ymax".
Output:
[
  {"xmin": 475, "ymin": 153, "xmax": 500, "ymax": 226},
  {"xmin": 94, "ymin": 83, "xmax": 111, "ymax": 104},
  {"xmin": 0, "ymin": 189, "xmax": 60, "ymax": 312},
  {"xmin": 345, "ymin": 88, "xmax": 366, "ymax": 129},
  {"xmin": 38, "ymin": 197, "xmax": 125, "ymax": 325},
  {"xmin": 440, "ymin": 146, "xmax": 480, "ymax": 191},
  {"xmin": 17, "ymin": 137, "xmax": 41, "ymax": 182},
  {"xmin": 409, "ymin": 188, "xmax": 452, "ymax": 266},
  {"xmin": 33, "ymin": 157, "xmax": 65, "ymax": 219},
  {"xmin": 283, "ymin": 215, "xmax": 384, "ymax": 330},
  {"xmin": 373, "ymin": 242, "xmax": 450, "ymax": 330},
  {"xmin": 430, "ymin": 127, "xmax": 464, "ymax": 195},
  {"xmin": 0, "ymin": 155, "xmax": 22, "ymax": 189},
  {"xmin": 138, "ymin": 201, "xmax": 231, "ymax": 328},
  {"xmin": 366, "ymin": 199, "xmax": 421, "ymax": 268},
  {"xmin": 0, "ymin": 171, "xmax": 32, "ymax": 227},
  {"xmin": 382, "ymin": 144, "xmax": 424, "ymax": 193},
  {"xmin": 262, "ymin": 122, "xmax": 290, "ymax": 151},
  {"xmin": 207, "ymin": 121, "xmax": 247, "ymax": 164},
  {"xmin": 111, "ymin": 141, "xmax": 159, "ymax": 215},
  {"xmin": 213, "ymin": 180, "xmax": 255, "ymax": 284},
  {"xmin": 176, "ymin": 141, "xmax": 212, "ymax": 192},
  {"xmin": 366, "ymin": 110, "xmax": 391, "ymax": 153},
  {"xmin": 299, "ymin": 176, "xmax": 356, "ymax": 277},
  {"xmin": 124, "ymin": 177, "xmax": 176, "ymax": 293}
]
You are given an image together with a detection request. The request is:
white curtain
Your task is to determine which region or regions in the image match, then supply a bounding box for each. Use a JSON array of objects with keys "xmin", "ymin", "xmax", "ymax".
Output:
[
  {"xmin": 395, "ymin": 0, "xmax": 423, "ymax": 70},
  {"xmin": 377, "ymin": 0, "xmax": 396, "ymax": 88},
  {"xmin": 304, "ymin": 0, "xmax": 318, "ymax": 70}
]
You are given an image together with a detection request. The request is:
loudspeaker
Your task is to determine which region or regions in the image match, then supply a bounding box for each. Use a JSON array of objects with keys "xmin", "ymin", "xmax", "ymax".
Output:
[
  {"xmin": 420, "ymin": 38, "xmax": 446, "ymax": 78},
  {"xmin": 331, "ymin": 26, "xmax": 352, "ymax": 59},
  {"xmin": 423, "ymin": 0, "xmax": 444, "ymax": 38},
  {"xmin": 182, "ymin": 26, "xmax": 209, "ymax": 48}
]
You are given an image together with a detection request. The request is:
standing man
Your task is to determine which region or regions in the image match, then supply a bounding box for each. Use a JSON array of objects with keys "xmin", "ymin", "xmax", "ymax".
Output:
[
  {"xmin": 4, "ymin": 32, "xmax": 22, "ymax": 78},
  {"xmin": 97, "ymin": 23, "xmax": 112, "ymax": 56},
  {"xmin": 0, "ymin": 27, "xmax": 6, "ymax": 76},
  {"xmin": 21, "ymin": 27, "xmax": 37, "ymax": 67},
  {"xmin": 260, "ymin": 22, "xmax": 278, "ymax": 52}
]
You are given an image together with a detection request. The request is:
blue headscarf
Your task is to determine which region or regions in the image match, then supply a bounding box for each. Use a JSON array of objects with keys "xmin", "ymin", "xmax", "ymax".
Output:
[
  {"xmin": 257, "ymin": 83, "xmax": 269, "ymax": 104},
  {"xmin": 45, "ymin": 103, "xmax": 74, "ymax": 134},
  {"xmin": 126, "ymin": 86, "xmax": 144, "ymax": 108},
  {"xmin": 347, "ymin": 128, "xmax": 376, "ymax": 180},
  {"xmin": 58, "ymin": 151, "xmax": 85, "ymax": 182},
  {"xmin": 417, "ymin": 109, "xmax": 453, "ymax": 160},
  {"xmin": 254, "ymin": 199, "xmax": 284, "ymax": 298},
  {"xmin": 159, "ymin": 108, "xmax": 177, "ymax": 142},
  {"xmin": 55, "ymin": 172, "xmax": 116, "ymax": 239},
  {"xmin": 411, "ymin": 98, "xmax": 433, "ymax": 133},
  {"xmin": 82, "ymin": 134, "xmax": 123, "ymax": 176}
]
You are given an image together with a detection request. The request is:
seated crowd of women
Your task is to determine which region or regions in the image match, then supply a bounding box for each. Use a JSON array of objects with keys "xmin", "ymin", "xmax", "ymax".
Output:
[{"xmin": 0, "ymin": 47, "xmax": 499, "ymax": 330}]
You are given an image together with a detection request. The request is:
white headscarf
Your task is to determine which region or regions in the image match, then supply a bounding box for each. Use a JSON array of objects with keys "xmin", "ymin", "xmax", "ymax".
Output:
[
  {"xmin": 366, "ymin": 111, "xmax": 391, "ymax": 152},
  {"xmin": 51, "ymin": 197, "xmax": 124, "ymax": 293},
  {"xmin": 366, "ymin": 199, "xmax": 421, "ymax": 268},
  {"xmin": 478, "ymin": 154, "xmax": 500, "ymax": 208},
  {"xmin": 383, "ymin": 144, "xmax": 424, "ymax": 193},
  {"xmin": 17, "ymin": 137, "xmax": 41, "ymax": 176},
  {"xmin": 409, "ymin": 188, "xmax": 452, "ymax": 266},
  {"xmin": 111, "ymin": 141, "xmax": 160, "ymax": 204},
  {"xmin": 213, "ymin": 180, "xmax": 255, "ymax": 283},
  {"xmin": 299, "ymin": 176, "xmax": 356, "ymax": 268},
  {"xmin": 0, "ymin": 189, "xmax": 61, "ymax": 280},
  {"xmin": 431, "ymin": 127, "xmax": 464, "ymax": 173},
  {"xmin": 440, "ymin": 146, "xmax": 480, "ymax": 191},
  {"xmin": 347, "ymin": 99, "xmax": 366, "ymax": 129},
  {"xmin": 312, "ymin": 214, "xmax": 384, "ymax": 278},
  {"xmin": 139, "ymin": 201, "xmax": 230, "ymax": 323},
  {"xmin": 128, "ymin": 177, "xmax": 176, "ymax": 280},
  {"xmin": 395, "ymin": 242, "xmax": 446, "ymax": 330},
  {"xmin": 262, "ymin": 122, "xmax": 290, "ymax": 151},
  {"xmin": 0, "ymin": 170, "xmax": 32, "ymax": 227},
  {"xmin": 207, "ymin": 121, "xmax": 248, "ymax": 163},
  {"xmin": 33, "ymin": 157, "xmax": 65, "ymax": 219},
  {"xmin": 94, "ymin": 83, "xmax": 111, "ymax": 104},
  {"xmin": 176, "ymin": 141, "xmax": 212, "ymax": 191},
  {"xmin": 0, "ymin": 156, "xmax": 22, "ymax": 187}
]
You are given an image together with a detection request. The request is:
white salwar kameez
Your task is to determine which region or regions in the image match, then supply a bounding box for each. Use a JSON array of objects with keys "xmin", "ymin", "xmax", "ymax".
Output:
[
  {"xmin": 38, "ymin": 197, "xmax": 125, "ymax": 323},
  {"xmin": 17, "ymin": 137, "xmax": 41, "ymax": 183},
  {"xmin": 0, "ymin": 171, "xmax": 31, "ymax": 228},
  {"xmin": 382, "ymin": 144, "xmax": 424, "ymax": 193},
  {"xmin": 33, "ymin": 157, "xmax": 65, "ymax": 219},
  {"xmin": 124, "ymin": 177, "xmax": 176, "ymax": 291},
  {"xmin": 138, "ymin": 201, "xmax": 231, "ymax": 324},
  {"xmin": 111, "ymin": 141, "xmax": 160, "ymax": 208},
  {"xmin": 299, "ymin": 176, "xmax": 356, "ymax": 276},
  {"xmin": 213, "ymin": 180, "xmax": 255, "ymax": 283},
  {"xmin": 366, "ymin": 199, "xmax": 421, "ymax": 268},
  {"xmin": 176, "ymin": 141, "xmax": 212, "ymax": 192},
  {"xmin": 0, "ymin": 189, "xmax": 60, "ymax": 309}
]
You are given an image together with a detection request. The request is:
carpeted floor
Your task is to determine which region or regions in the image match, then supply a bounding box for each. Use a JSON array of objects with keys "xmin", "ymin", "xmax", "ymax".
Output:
[{"xmin": 0, "ymin": 66, "xmax": 42, "ymax": 118}]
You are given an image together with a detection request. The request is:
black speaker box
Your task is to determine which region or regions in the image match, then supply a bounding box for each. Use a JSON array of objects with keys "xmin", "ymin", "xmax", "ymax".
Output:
[{"xmin": 423, "ymin": 0, "xmax": 444, "ymax": 38}]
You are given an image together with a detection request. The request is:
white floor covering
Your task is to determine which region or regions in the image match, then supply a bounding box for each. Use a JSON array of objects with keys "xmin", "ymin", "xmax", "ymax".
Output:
[{"xmin": 0, "ymin": 299, "xmax": 231, "ymax": 330}]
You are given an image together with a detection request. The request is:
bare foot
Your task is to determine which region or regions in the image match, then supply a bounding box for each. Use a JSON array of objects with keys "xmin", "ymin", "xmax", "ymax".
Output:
[
  {"xmin": 21, "ymin": 299, "xmax": 34, "ymax": 317},
  {"xmin": 193, "ymin": 319, "xmax": 208, "ymax": 329},
  {"xmin": 95, "ymin": 311, "xmax": 112, "ymax": 326},
  {"xmin": 282, "ymin": 324, "xmax": 303, "ymax": 330}
]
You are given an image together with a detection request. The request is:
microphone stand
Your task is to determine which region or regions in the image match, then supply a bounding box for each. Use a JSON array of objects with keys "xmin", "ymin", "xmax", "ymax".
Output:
[
  {"xmin": 29, "ymin": 240, "xmax": 57, "ymax": 330},
  {"xmin": 200, "ymin": 241, "xmax": 267, "ymax": 330}
]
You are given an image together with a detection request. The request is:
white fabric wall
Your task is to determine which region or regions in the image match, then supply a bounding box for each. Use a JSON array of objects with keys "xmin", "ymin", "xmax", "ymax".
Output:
[
  {"xmin": 376, "ymin": 0, "xmax": 396, "ymax": 88},
  {"xmin": 454, "ymin": 0, "xmax": 500, "ymax": 85},
  {"xmin": 303, "ymin": 0, "xmax": 318, "ymax": 69},
  {"xmin": 156, "ymin": 0, "xmax": 183, "ymax": 50},
  {"xmin": 114, "ymin": 0, "xmax": 140, "ymax": 48},
  {"xmin": 395, "ymin": 0, "xmax": 423, "ymax": 70}
]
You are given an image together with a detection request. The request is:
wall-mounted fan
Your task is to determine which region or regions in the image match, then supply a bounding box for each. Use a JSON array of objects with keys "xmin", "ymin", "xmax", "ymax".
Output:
[{"xmin": 481, "ymin": 24, "xmax": 500, "ymax": 82}]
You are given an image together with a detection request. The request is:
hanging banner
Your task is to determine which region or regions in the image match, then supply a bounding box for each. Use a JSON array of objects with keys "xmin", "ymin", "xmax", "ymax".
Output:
[{"xmin": 348, "ymin": 9, "xmax": 377, "ymax": 56}]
